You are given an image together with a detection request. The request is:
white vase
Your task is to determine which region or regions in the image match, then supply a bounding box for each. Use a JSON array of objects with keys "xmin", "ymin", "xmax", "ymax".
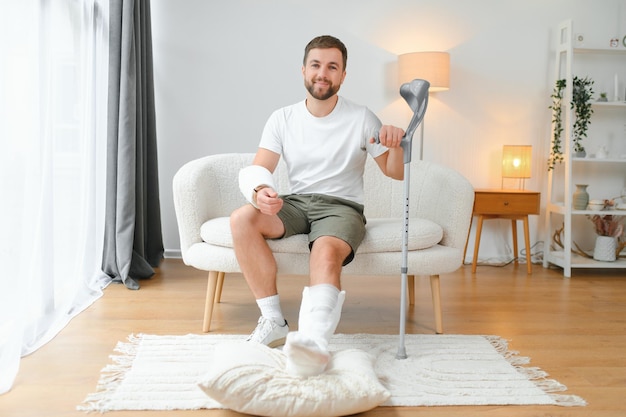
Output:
[{"xmin": 593, "ymin": 236, "xmax": 617, "ymax": 262}]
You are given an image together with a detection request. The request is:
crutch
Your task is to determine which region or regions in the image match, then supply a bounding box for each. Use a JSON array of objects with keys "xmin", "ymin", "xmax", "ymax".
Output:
[{"xmin": 376, "ymin": 79, "xmax": 430, "ymax": 359}]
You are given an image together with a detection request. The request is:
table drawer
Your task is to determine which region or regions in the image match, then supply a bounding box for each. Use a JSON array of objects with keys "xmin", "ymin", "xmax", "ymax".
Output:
[{"xmin": 473, "ymin": 191, "xmax": 540, "ymax": 215}]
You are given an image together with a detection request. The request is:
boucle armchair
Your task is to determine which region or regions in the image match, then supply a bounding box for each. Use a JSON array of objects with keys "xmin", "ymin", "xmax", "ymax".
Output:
[{"xmin": 173, "ymin": 153, "xmax": 474, "ymax": 334}]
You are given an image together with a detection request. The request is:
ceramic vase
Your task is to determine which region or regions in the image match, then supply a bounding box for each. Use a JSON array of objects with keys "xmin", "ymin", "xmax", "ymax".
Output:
[
  {"xmin": 573, "ymin": 184, "xmax": 589, "ymax": 210},
  {"xmin": 593, "ymin": 236, "xmax": 617, "ymax": 262}
]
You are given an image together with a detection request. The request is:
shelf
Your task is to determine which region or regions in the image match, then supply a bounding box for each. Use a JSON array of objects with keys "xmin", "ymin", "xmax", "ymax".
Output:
[
  {"xmin": 573, "ymin": 157, "xmax": 626, "ymax": 163},
  {"xmin": 544, "ymin": 20, "xmax": 626, "ymax": 277},
  {"xmin": 574, "ymin": 47, "xmax": 626, "ymax": 55},
  {"xmin": 591, "ymin": 101, "xmax": 626, "ymax": 108},
  {"xmin": 546, "ymin": 250, "xmax": 626, "ymax": 269},
  {"xmin": 547, "ymin": 202, "xmax": 626, "ymax": 216}
]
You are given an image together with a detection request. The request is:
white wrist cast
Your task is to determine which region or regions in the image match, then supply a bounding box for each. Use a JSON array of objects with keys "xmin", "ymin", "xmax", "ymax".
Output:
[{"xmin": 239, "ymin": 165, "xmax": 276, "ymax": 208}]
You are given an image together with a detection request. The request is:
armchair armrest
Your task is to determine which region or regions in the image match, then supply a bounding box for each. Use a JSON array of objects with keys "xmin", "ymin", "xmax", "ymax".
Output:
[
  {"xmin": 173, "ymin": 153, "xmax": 253, "ymax": 262},
  {"xmin": 410, "ymin": 161, "xmax": 474, "ymax": 252}
]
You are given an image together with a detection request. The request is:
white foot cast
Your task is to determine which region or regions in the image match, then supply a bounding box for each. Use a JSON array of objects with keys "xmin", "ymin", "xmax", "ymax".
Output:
[{"xmin": 283, "ymin": 331, "xmax": 330, "ymax": 377}]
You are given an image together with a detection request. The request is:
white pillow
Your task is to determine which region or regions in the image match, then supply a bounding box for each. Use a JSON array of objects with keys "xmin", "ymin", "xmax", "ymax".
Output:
[{"xmin": 197, "ymin": 341, "xmax": 390, "ymax": 417}]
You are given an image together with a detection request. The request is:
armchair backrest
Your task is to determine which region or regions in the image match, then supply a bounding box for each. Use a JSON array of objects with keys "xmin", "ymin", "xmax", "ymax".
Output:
[
  {"xmin": 363, "ymin": 157, "xmax": 474, "ymax": 251},
  {"xmin": 173, "ymin": 153, "xmax": 473, "ymax": 257}
]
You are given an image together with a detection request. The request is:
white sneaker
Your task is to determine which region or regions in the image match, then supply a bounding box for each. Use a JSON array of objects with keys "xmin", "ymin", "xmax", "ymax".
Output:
[{"xmin": 246, "ymin": 316, "xmax": 289, "ymax": 348}]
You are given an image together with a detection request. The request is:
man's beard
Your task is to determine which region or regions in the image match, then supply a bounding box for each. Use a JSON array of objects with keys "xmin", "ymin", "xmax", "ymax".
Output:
[{"xmin": 305, "ymin": 77, "xmax": 340, "ymax": 100}]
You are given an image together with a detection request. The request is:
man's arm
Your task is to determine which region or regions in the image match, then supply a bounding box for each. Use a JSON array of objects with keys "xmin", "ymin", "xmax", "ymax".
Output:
[
  {"xmin": 372, "ymin": 125, "xmax": 405, "ymax": 180},
  {"xmin": 249, "ymin": 148, "xmax": 283, "ymax": 215},
  {"xmin": 252, "ymin": 147, "xmax": 281, "ymax": 172}
]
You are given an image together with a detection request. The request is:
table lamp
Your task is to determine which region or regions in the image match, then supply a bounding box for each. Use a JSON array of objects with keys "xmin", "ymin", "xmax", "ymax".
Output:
[{"xmin": 502, "ymin": 145, "xmax": 532, "ymax": 189}]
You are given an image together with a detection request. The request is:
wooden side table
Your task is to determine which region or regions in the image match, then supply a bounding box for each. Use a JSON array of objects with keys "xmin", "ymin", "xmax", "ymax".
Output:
[{"xmin": 467, "ymin": 189, "xmax": 540, "ymax": 274}]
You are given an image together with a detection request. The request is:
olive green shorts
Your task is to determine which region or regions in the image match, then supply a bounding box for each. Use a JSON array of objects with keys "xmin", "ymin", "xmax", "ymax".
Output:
[{"xmin": 275, "ymin": 194, "xmax": 366, "ymax": 265}]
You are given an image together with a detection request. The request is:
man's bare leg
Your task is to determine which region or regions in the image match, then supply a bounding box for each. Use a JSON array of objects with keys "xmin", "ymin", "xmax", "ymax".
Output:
[
  {"xmin": 230, "ymin": 204, "xmax": 285, "ymax": 298},
  {"xmin": 230, "ymin": 205, "xmax": 289, "ymax": 346},
  {"xmin": 308, "ymin": 236, "xmax": 351, "ymax": 288}
]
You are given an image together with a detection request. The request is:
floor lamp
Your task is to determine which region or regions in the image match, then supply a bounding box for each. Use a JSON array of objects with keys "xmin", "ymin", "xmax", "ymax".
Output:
[{"xmin": 398, "ymin": 52, "xmax": 450, "ymax": 160}]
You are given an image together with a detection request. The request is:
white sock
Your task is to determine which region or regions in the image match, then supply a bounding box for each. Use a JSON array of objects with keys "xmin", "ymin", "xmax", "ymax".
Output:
[{"xmin": 256, "ymin": 294, "xmax": 285, "ymax": 325}]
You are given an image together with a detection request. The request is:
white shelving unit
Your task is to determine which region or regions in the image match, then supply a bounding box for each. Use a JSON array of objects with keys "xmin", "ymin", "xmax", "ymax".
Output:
[{"xmin": 543, "ymin": 20, "xmax": 626, "ymax": 277}]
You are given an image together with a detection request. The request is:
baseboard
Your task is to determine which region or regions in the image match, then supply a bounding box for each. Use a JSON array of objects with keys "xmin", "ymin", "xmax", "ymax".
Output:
[{"xmin": 164, "ymin": 249, "xmax": 182, "ymax": 259}]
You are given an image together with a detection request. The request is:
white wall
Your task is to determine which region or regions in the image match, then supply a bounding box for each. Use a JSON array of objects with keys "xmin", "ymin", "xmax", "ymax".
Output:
[{"xmin": 151, "ymin": 0, "xmax": 626, "ymax": 262}]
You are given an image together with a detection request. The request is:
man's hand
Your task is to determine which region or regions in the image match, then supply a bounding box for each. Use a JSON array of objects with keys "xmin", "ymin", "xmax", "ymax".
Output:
[
  {"xmin": 254, "ymin": 187, "xmax": 283, "ymax": 215},
  {"xmin": 370, "ymin": 124, "xmax": 406, "ymax": 180},
  {"xmin": 370, "ymin": 125, "xmax": 405, "ymax": 148}
]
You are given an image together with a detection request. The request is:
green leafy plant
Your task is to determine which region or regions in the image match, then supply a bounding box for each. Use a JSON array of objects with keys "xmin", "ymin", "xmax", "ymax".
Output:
[
  {"xmin": 571, "ymin": 76, "xmax": 594, "ymax": 155},
  {"xmin": 548, "ymin": 79, "xmax": 566, "ymax": 170},
  {"xmin": 547, "ymin": 76, "xmax": 595, "ymax": 170}
]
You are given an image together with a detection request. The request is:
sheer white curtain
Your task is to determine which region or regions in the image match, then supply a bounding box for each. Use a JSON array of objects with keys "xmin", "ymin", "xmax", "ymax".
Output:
[{"xmin": 0, "ymin": 0, "xmax": 110, "ymax": 394}]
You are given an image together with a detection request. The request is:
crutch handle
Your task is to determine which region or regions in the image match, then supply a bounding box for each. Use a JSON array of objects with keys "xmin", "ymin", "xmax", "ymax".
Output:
[{"xmin": 372, "ymin": 79, "xmax": 430, "ymax": 164}]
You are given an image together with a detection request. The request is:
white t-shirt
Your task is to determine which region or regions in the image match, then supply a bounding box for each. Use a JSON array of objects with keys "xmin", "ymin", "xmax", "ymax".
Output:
[{"xmin": 259, "ymin": 96, "xmax": 388, "ymax": 205}]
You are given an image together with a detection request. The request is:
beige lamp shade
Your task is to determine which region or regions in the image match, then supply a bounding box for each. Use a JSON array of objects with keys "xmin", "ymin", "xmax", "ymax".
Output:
[
  {"xmin": 398, "ymin": 51, "xmax": 450, "ymax": 92},
  {"xmin": 502, "ymin": 145, "xmax": 532, "ymax": 179}
]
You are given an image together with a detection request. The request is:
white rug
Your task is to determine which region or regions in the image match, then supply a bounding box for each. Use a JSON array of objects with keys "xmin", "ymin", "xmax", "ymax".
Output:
[{"xmin": 78, "ymin": 333, "xmax": 585, "ymax": 412}]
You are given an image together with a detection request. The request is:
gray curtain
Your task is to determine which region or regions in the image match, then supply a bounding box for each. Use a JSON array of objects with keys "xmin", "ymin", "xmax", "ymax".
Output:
[{"xmin": 103, "ymin": 0, "xmax": 163, "ymax": 290}]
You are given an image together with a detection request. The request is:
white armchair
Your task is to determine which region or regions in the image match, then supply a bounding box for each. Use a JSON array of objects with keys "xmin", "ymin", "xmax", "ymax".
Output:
[{"xmin": 173, "ymin": 153, "xmax": 474, "ymax": 334}]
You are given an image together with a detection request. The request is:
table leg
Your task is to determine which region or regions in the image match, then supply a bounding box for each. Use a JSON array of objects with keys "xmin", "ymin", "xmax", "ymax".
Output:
[
  {"xmin": 523, "ymin": 215, "xmax": 532, "ymax": 274},
  {"xmin": 511, "ymin": 219, "xmax": 519, "ymax": 266}
]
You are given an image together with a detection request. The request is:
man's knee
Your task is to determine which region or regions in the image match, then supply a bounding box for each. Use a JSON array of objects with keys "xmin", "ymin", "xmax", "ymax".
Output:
[
  {"xmin": 311, "ymin": 236, "xmax": 352, "ymax": 263},
  {"xmin": 230, "ymin": 205, "xmax": 256, "ymax": 234},
  {"xmin": 230, "ymin": 204, "xmax": 285, "ymax": 239}
]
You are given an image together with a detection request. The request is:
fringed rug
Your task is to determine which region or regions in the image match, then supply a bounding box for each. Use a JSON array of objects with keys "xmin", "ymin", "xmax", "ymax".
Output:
[{"xmin": 78, "ymin": 333, "xmax": 585, "ymax": 412}]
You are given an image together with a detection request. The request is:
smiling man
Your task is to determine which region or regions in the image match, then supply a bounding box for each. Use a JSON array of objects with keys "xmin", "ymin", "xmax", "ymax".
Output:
[{"xmin": 230, "ymin": 35, "xmax": 405, "ymax": 377}]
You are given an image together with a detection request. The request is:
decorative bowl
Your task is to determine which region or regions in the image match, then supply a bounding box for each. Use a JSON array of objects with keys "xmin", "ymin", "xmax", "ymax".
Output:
[{"xmin": 587, "ymin": 200, "xmax": 605, "ymax": 211}]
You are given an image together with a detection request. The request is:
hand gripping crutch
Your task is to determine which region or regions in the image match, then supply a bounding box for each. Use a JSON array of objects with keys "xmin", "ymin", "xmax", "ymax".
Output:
[{"xmin": 377, "ymin": 79, "xmax": 430, "ymax": 359}]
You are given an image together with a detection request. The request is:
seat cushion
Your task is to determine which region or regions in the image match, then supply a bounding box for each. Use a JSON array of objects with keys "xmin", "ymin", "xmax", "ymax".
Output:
[{"xmin": 201, "ymin": 217, "xmax": 443, "ymax": 254}]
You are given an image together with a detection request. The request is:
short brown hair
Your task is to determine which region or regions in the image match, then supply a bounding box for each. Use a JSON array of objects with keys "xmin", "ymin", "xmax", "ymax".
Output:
[{"xmin": 303, "ymin": 35, "xmax": 348, "ymax": 70}]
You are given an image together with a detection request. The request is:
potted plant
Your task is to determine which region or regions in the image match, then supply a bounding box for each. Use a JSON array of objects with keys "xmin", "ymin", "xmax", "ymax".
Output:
[
  {"xmin": 571, "ymin": 76, "xmax": 594, "ymax": 157},
  {"xmin": 597, "ymin": 92, "xmax": 608, "ymax": 102},
  {"xmin": 547, "ymin": 76, "xmax": 595, "ymax": 170},
  {"xmin": 588, "ymin": 214, "xmax": 624, "ymax": 261}
]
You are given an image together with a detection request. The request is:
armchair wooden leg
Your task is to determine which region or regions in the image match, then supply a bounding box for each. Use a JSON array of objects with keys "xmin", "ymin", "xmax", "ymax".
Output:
[
  {"xmin": 408, "ymin": 275, "xmax": 415, "ymax": 306},
  {"xmin": 430, "ymin": 275, "xmax": 443, "ymax": 334},
  {"xmin": 202, "ymin": 271, "xmax": 220, "ymax": 333},
  {"xmin": 215, "ymin": 272, "xmax": 225, "ymax": 303}
]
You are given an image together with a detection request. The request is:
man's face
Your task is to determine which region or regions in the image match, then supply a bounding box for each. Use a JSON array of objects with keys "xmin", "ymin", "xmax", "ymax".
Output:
[{"xmin": 302, "ymin": 48, "xmax": 346, "ymax": 101}]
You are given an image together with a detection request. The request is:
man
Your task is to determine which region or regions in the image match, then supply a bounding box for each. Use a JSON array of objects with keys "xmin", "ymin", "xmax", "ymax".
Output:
[{"xmin": 230, "ymin": 35, "xmax": 405, "ymax": 376}]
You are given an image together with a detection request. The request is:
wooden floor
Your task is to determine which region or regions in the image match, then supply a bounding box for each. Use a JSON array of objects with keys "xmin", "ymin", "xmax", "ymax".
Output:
[{"xmin": 1, "ymin": 258, "xmax": 625, "ymax": 417}]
